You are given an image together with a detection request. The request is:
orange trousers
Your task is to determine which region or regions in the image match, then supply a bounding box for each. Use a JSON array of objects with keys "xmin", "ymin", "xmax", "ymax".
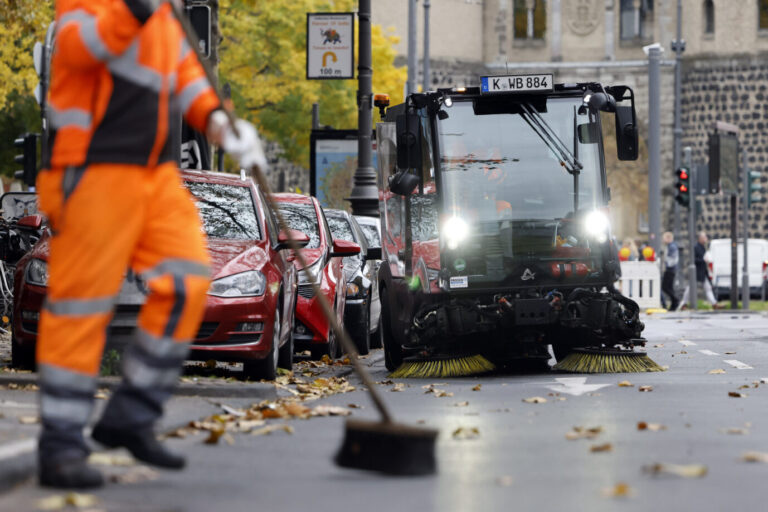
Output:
[{"xmin": 36, "ymin": 163, "xmax": 210, "ymax": 459}]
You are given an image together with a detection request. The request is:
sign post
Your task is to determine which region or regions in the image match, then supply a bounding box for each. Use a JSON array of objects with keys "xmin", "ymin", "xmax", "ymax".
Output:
[{"xmin": 306, "ymin": 13, "xmax": 354, "ymax": 80}]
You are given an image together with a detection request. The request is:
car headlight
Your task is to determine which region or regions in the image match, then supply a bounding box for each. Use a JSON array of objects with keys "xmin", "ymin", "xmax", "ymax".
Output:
[
  {"xmin": 584, "ymin": 210, "xmax": 610, "ymax": 243},
  {"xmin": 25, "ymin": 258, "xmax": 48, "ymax": 287},
  {"xmin": 298, "ymin": 258, "xmax": 324, "ymax": 285},
  {"xmin": 443, "ymin": 216, "xmax": 469, "ymax": 250},
  {"xmin": 208, "ymin": 271, "xmax": 266, "ymax": 297}
]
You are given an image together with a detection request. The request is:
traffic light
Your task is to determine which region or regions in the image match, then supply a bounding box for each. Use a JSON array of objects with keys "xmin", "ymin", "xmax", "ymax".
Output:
[
  {"xmin": 675, "ymin": 167, "xmax": 690, "ymax": 207},
  {"xmin": 185, "ymin": 2, "xmax": 212, "ymax": 59},
  {"xmin": 748, "ymin": 169, "xmax": 763, "ymax": 207},
  {"xmin": 14, "ymin": 133, "xmax": 39, "ymax": 187}
]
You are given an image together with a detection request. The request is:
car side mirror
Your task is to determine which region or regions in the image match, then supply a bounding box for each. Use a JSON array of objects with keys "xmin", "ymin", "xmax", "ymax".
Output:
[
  {"xmin": 389, "ymin": 171, "xmax": 420, "ymax": 196},
  {"xmin": 17, "ymin": 214, "xmax": 43, "ymax": 229},
  {"xmin": 615, "ymin": 105, "xmax": 638, "ymax": 161},
  {"xmin": 365, "ymin": 247, "xmax": 382, "ymax": 260},
  {"xmin": 276, "ymin": 229, "xmax": 310, "ymax": 250},
  {"xmin": 577, "ymin": 122, "xmax": 599, "ymax": 144},
  {"xmin": 396, "ymin": 112, "xmax": 422, "ymax": 172},
  {"xmin": 330, "ymin": 239, "xmax": 361, "ymax": 257}
]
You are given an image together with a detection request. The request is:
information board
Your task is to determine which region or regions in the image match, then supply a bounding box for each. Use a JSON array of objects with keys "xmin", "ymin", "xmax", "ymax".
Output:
[
  {"xmin": 306, "ymin": 13, "xmax": 354, "ymax": 80},
  {"xmin": 310, "ymin": 130, "xmax": 376, "ymax": 210}
]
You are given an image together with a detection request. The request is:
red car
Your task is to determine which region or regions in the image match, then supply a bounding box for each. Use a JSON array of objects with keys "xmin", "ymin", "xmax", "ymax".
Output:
[
  {"xmin": 11, "ymin": 170, "xmax": 306, "ymax": 380},
  {"xmin": 272, "ymin": 193, "xmax": 360, "ymax": 359}
]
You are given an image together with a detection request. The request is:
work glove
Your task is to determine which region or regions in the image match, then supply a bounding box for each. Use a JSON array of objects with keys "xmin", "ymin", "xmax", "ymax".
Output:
[{"xmin": 220, "ymin": 120, "xmax": 269, "ymax": 172}]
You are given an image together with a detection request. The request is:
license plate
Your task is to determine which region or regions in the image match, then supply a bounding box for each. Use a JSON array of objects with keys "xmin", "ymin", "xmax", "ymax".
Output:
[{"xmin": 480, "ymin": 74, "xmax": 553, "ymax": 94}]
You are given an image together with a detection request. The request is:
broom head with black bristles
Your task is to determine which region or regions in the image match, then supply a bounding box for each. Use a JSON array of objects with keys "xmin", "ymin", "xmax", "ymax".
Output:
[
  {"xmin": 389, "ymin": 354, "xmax": 496, "ymax": 379},
  {"xmin": 335, "ymin": 419, "xmax": 438, "ymax": 475},
  {"xmin": 553, "ymin": 347, "xmax": 665, "ymax": 373}
]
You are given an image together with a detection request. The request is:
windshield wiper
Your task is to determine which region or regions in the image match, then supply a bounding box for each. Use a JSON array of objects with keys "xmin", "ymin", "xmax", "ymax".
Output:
[{"xmin": 519, "ymin": 102, "xmax": 583, "ymax": 176}]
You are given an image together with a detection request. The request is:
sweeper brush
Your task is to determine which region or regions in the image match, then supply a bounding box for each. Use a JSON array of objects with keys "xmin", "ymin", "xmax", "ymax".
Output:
[
  {"xmin": 389, "ymin": 354, "xmax": 496, "ymax": 379},
  {"xmin": 552, "ymin": 348, "xmax": 665, "ymax": 373}
]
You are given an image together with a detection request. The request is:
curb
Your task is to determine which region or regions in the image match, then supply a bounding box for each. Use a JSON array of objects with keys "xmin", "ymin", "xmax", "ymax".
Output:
[
  {"xmin": 0, "ymin": 372, "xmax": 277, "ymax": 400},
  {"xmin": 0, "ymin": 452, "xmax": 35, "ymax": 494}
]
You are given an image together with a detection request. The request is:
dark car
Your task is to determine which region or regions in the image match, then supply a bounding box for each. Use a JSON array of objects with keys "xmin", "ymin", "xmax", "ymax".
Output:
[
  {"xmin": 324, "ymin": 209, "xmax": 381, "ymax": 355},
  {"xmin": 12, "ymin": 170, "xmax": 305, "ymax": 381},
  {"xmin": 273, "ymin": 193, "xmax": 360, "ymax": 360}
]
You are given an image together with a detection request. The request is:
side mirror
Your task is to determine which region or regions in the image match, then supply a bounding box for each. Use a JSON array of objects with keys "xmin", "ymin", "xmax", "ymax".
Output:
[
  {"xmin": 276, "ymin": 229, "xmax": 310, "ymax": 250},
  {"xmin": 582, "ymin": 92, "xmax": 616, "ymax": 113},
  {"xmin": 17, "ymin": 214, "xmax": 43, "ymax": 229},
  {"xmin": 396, "ymin": 112, "xmax": 422, "ymax": 172},
  {"xmin": 330, "ymin": 239, "xmax": 361, "ymax": 257},
  {"xmin": 577, "ymin": 122, "xmax": 599, "ymax": 144},
  {"xmin": 389, "ymin": 171, "xmax": 420, "ymax": 196},
  {"xmin": 615, "ymin": 105, "xmax": 639, "ymax": 161},
  {"xmin": 365, "ymin": 247, "xmax": 382, "ymax": 261}
]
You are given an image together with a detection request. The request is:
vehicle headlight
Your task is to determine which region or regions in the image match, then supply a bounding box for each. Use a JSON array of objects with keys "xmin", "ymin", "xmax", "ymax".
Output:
[
  {"xmin": 443, "ymin": 216, "xmax": 469, "ymax": 250},
  {"xmin": 298, "ymin": 258, "xmax": 324, "ymax": 286},
  {"xmin": 584, "ymin": 210, "xmax": 610, "ymax": 243},
  {"xmin": 25, "ymin": 258, "xmax": 48, "ymax": 286},
  {"xmin": 208, "ymin": 271, "xmax": 266, "ymax": 297}
]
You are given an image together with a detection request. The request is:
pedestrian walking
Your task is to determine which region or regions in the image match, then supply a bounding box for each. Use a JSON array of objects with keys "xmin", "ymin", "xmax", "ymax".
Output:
[
  {"xmin": 660, "ymin": 231, "xmax": 679, "ymax": 311},
  {"xmin": 680, "ymin": 232, "xmax": 722, "ymax": 310},
  {"xmin": 37, "ymin": 0, "xmax": 265, "ymax": 489}
]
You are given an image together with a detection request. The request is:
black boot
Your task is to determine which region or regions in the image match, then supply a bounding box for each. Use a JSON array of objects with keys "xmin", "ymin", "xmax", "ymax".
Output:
[
  {"xmin": 91, "ymin": 424, "xmax": 185, "ymax": 469},
  {"xmin": 39, "ymin": 457, "xmax": 104, "ymax": 489}
]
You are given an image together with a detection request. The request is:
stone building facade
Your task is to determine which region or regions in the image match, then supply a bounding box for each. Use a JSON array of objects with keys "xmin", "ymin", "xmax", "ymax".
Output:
[{"xmin": 373, "ymin": 0, "xmax": 768, "ymax": 244}]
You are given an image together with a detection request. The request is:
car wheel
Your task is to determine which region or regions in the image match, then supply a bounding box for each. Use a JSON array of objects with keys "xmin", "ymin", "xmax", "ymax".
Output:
[
  {"xmin": 354, "ymin": 301, "xmax": 371, "ymax": 356},
  {"xmin": 381, "ymin": 287, "xmax": 402, "ymax": 372},
  {"xmin": 277, "ymin": 306, "xmax": 294, "ymax": 371},
  {"xmin": 243, "ymin": 308, "xmax": 280, "ymax": 381},
  {"xmin": 11, "ymin": 332, "xmax": 35, "ymax": 371}
]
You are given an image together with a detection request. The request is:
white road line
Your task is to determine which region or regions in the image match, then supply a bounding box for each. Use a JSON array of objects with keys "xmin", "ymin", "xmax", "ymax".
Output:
[
  {"xmin": 544, "ymin": 377, "xmax": 611, "ymax": 397},
  {"xmin": 699, "ymin": 349, "xmax": 720, "ymax": 356},
  {"xmin": 678, "ymin": 340, "xmax": 697, "ymax": 347},
  {"xmin": 724, "ymin": 359, "xmax": 753, "ymax": 370},
  {"xmin": 0, "ymin": 438, "xmax": 35, "ymax": 461}
]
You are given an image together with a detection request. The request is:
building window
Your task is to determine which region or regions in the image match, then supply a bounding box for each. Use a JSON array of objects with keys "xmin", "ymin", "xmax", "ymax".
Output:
[
  {"xmin": 513, "ymin": 0, "xmax": 546, "ymax": 40},
  {"xmin": 760, "ymin": 0, "xmax": 768, "ymax": 30},
  {"xmin": 620, "ymin": 0, "xmax": 654, "ymax": 41},
  {"xmin": 703, "ymin": 0, "xmax": 714, "ymax": 34}
]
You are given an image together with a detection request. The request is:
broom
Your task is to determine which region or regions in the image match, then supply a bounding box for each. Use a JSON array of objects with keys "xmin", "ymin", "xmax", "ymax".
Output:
[
  {"xmin": 171, "ymin": 4, "xmax": 438, "ymax": 475},
  {"xmin": 553, "ymin": 347, "xmax": 665, "ymax": 373},
  {"xmin": 389, "ymin": 354, "xmax": 496, "ymax": 379}
]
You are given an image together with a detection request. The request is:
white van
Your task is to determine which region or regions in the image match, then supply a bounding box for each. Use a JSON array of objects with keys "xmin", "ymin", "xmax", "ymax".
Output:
[{"xmin": 709, "ymin": 238, "xmax": 768, "ymax": 299}]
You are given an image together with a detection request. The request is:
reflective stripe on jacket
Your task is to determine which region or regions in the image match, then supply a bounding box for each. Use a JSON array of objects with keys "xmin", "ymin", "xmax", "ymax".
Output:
[{"xmin": 45, "ymin": 0, "xmax": 220, "ymax": 169}]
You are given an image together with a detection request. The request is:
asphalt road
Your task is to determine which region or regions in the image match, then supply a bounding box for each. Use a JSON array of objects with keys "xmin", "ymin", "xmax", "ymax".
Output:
[{"xmin": 2, "ymin": 311, "xmax": 768, "ymax": 511}]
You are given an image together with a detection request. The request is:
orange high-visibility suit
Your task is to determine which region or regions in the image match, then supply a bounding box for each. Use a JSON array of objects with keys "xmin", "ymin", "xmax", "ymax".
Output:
[{"xmin": 38, "ymin": 0, "xmax": 219, "ymax": 463}]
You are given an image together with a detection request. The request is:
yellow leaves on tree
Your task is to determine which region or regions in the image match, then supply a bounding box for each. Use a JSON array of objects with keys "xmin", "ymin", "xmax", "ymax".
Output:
[
  {"xmin": 219, "ymin": 0, "xmax": 406, "ymax": 168},
  {"xmin": 0, "ymin": 1, "xmax": 53, "ymax": 111}
]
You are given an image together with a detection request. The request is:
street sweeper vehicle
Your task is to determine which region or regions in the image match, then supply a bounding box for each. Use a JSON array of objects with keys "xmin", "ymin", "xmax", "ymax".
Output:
[{"xmin": 374, "ymin": 76, "xmax": 659, "ymax": 377}]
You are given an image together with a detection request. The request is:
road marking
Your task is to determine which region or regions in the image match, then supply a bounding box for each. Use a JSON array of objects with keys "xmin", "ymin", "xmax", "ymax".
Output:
[
  {"xmin": 544, "ymin": 377, "xmax": 611, "ymax": 397},
  {"xmin": 724, "ymin": 359, "xmax": 753, "ymax": 370},
  {"xmin": 678, "ymin": 340, "xmax": 697, "ymax": 347},
  {"xmin": 0, "ymin": 438, "xmax": 35, "ymax": 461},
  {"xmin": 699, "ymin": 349, "xmax": 720, "ymax": 356}
]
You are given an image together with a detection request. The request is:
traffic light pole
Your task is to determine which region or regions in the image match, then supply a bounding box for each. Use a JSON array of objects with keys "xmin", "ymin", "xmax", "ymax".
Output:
[
  {"xmin": 686, "ymin": 147, "xmax": 697, "ymax": 310},
  {"xmin": 742, "ymin": 148, "xmax": 750, "ymax": 310}
]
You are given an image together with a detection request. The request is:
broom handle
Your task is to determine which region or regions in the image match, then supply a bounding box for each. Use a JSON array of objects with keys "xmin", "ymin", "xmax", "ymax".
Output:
[{"xmin": 170, "ymin": 3, "xmax": 394, "ymax": 424}]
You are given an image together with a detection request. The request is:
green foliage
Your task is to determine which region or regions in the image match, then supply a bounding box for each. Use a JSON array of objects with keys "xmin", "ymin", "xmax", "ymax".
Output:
[
  {"xmin": 219, "ymin": 0, "xmax": 406, "ymax": 168},
  {"xmin": 100, "ymin": 349, "xmax": 122, "ymax": 377}
]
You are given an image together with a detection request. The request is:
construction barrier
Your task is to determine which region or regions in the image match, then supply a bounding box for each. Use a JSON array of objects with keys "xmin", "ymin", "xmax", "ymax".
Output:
[{"xmin": 616, "ymin": 261, "xmax": 661, "ymax": 310}]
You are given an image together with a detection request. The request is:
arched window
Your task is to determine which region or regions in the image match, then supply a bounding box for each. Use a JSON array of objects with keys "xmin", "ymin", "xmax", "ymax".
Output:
[
  {"xmin": 513, "ymin": 0, "xmax": 546, "ymax": 40},
  {"xmin": 703, "ymin": 0, "xmax": 714, "ymax": 34},
  {"xmin": 760, "ymin": 0, "xmax": 768, "ymax": 30},
  {"xmin": 620, "ymin": 0, "xmax": 654, "ymax": 41}
]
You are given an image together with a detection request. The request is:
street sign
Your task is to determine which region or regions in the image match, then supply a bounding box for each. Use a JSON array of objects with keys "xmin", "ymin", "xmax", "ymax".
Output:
[{"xmin": 306, "ymin": 13, "xmax": 354, "ymax": 80}]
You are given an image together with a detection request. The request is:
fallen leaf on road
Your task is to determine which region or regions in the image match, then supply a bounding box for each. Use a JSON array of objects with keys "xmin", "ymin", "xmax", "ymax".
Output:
[
  {"xmin": 739, "ymin": 384, "xmax": 750, "ymax": 390},
  {"xmin": 204, "ymin": 427, "xmax": 228, "ymax": 444},
  {"xmin": 423, "ymin": 385, "xmax": 453, "ymax": 397},
  {"xmin": 299, "ymin": 350, "xmax": 311, "ymax": 357},
  {"xmin": 452, "ymin": 427, "xmax": 480, "ymax": 440},
  {"xmin": 347, "ymin": 403, "xmax": 361, "ymax": 409},
  {"xmin": 590, "ymin": 443, "xmax": 613, "ymax": 453},
  {"xmin": 252, "ymin": 424, "xmax": 294, "ymax": 436},
  {"xmin": 109, "ymin": 466, "xmax": 159, "ymax": 484},
  {"xmin": 602, "ymin": 482, "xmax": 633, "ymax": 498},
  {"xmin": 679, "ymin": 350, "xmax": 688, "ymax": 354},
  {"xmin": 285, "ymin": 402, "xmax": 311, "ymax": 417},
  {"xmin": 88, "ymin": 452, "xmax": 135, "ymax": 466},
  {"xmin": 233, "ymin": 419, "xmax": 265, "ymax": 432},
  {"xmin": 721, "ymin": 427, "xmax": 749, "ymax": 435},
  {"xmin": 18, "ymin": 415, "xmax": 38, "ymax": 425},
  {"xmin": 724, "ymin": 351, "xmax": 737, "ymax": 355},
  {"xmin": 742, "ymin": 452, "xmax": 768, "ymax": 463},
  {"xmin": 472, "ymin": 384, "xmax": 482, "ymax": 391},
  {"xmin": 638, "ymin": 385, "xmax": 653, "ymax": 392},
  {"xmin": 94, "ymin": 391, "xmax": 109, "ymax": 400},
  {"xmin": 644, "ymin": 463, "xmax": 708, "ymax": 478},
  {"xmin": 453, "ymin": 401, "xmax": 470, "ymax": 407},
  {"xmin": 729, "ymin": 391, "xmax": 747, "ymax": 398},
  {"xmin": 653, "ymin": 344, "xmax": 664, "ymax": 348},
  {"xmin": 36, "ymin": 493, "xmax": 98, "ymax": 510},
  {"xmin": 708, "ymin": 369, "xmax": 726, "ymax": 374},
  {"xmin": 565, "ymin": 426, "xmax": 602, "ymax": 440},
  {"xmin": 522, "ymin": 396, "xmax": 547, "ymax": 404},
  {"xmin": 637, "ymin": 422, "xmax": 666, "ymax": 431},
  {"xmin": 618, "ymin": 381, "xmax": 634, "ymax": 387},
  {"xmin": 321, "ymin": 355, "xmax": 332, "ymax": 364},
  {"xmin": 496, "ymin": 475, "xmax": 514, "ymax": 487},
  {"xmin": 312, "ymin": 405, "xmax": 352, "ymax": 416},
  {"xmin": 378, "ymin": 379, "xmax": 394, "ymax": 385},
  {"xmin": 390, "ymin": 383, "xmax": 406, "ymax": 392}
]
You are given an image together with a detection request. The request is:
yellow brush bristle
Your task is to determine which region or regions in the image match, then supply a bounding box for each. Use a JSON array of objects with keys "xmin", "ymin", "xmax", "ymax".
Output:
[
  {"xmin": 552, "ymin": 352, "xmax": 665, "ymax": 373},
  {"xmin": 389, "ymin": 355, "xmax": 496, "ymax": 378}
]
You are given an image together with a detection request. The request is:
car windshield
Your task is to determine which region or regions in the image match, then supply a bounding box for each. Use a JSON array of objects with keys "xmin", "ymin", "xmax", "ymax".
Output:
[
  {"xmin": 185, "ymin": 181, "xmax": 260, "ymax": 240},
  {"xmin": 358, "ymin": 222, "xmax": 381, "ymax": 248},
  {"xmin": 278, "ymin": 203, "xmax": 321, "ymax": 249},
  {"xmin": 326, "ymin": 214, "xmax": 356, "ymax": 243}
]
